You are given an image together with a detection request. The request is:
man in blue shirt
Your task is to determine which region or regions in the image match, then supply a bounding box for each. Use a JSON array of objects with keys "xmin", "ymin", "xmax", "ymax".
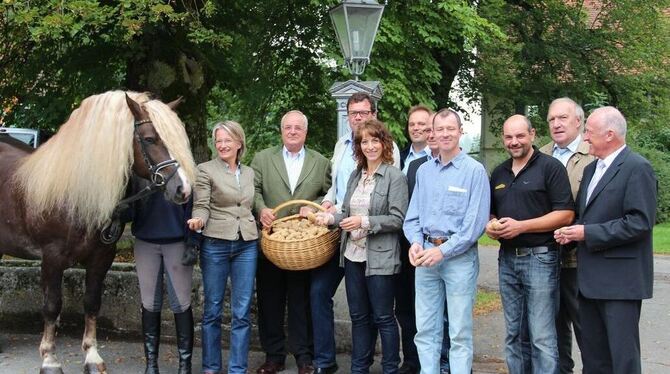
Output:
[{"xmin": 404, "ymin": 108, "xmax": 490, "ymax": 373}]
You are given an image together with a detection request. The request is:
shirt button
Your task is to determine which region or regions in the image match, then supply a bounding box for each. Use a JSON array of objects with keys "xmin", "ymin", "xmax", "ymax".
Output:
[
  {"xmin": 237, "ymin": 203, "xmax": 241, "ymax": 207},
  {"xmin": 236, "ymin": 217, "xmax": 240, "ymax": 220}
]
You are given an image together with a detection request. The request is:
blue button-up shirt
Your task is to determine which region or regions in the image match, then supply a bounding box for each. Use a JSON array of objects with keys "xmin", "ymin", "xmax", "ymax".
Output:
[
  {"xmin": 552, "ymin": 135, "xmax": 582, "ymax": 167},
  {"xmin": 403, "ymin": 151, "xmax": 491, "ymax": 259},
  {"xmin": 335, "ymin": 132, "xmax": 357, "ymax": 205},
  {"xmin": 402, "ymin": 145, "xmax": 430, "ymax": 174}
]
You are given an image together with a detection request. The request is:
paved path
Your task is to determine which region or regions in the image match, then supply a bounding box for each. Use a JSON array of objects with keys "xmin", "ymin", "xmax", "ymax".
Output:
[{"xmin": 1, "ymin": 248, "xmax": 668, "ymax": 373}]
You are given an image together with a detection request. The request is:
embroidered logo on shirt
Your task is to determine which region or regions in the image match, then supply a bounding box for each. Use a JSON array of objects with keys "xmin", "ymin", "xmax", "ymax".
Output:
[{"xmin": 495, "ymin": 183, "xmax": 506, "ymax": 190}]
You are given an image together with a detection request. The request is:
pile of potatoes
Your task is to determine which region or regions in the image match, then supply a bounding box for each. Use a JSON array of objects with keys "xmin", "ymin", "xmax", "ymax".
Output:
[{"xmin": 268, "ymin": 217, "xmax": 330, "ymax": 241}]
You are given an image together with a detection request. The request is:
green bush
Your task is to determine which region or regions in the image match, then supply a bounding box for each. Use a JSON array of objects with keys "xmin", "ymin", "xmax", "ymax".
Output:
[{"xmin": 634, "ymin": 146, "xmax": 670, "ymax": 224}]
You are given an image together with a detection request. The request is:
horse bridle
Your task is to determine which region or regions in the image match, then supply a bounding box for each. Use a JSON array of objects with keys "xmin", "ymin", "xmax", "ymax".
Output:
[{"xmin": 100, "ymin": 118, "xmax": 181, "ymax": 244}]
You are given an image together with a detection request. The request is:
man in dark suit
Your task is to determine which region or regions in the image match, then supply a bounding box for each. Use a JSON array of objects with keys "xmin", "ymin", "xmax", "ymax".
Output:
[
  {"xmin": 555, "ymin": 106, "xmax": 657, "ymax": 374},
  {"xmin": 251, "ymin": 110, "xmax": 332, "ymax": 374}
]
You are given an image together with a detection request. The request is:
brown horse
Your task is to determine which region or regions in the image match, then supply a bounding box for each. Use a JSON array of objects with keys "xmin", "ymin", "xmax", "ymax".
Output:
[{"xmin": 0, "ymin": 91, "xmax": 196, "ymax": 373}]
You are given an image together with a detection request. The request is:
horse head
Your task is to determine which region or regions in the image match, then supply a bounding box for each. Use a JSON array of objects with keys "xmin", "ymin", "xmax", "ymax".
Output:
[{"xmin": 125, "ymin": 94, "xmax": 191, "ymax": 204}]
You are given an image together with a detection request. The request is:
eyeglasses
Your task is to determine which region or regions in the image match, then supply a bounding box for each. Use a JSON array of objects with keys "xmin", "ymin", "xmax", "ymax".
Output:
[
  {"xmin": 348, "ymin": 110, "xmax": 372, "ymax": 118},
  {"xmin": 281, "ymin": 125, "xmax": 306, "ymax": 132}
]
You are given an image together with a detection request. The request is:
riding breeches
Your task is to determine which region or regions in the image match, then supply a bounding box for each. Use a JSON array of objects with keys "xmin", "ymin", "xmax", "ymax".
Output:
[{"xmin": 134, "ymin": 238, "xmax": 194, "ymax": 313}]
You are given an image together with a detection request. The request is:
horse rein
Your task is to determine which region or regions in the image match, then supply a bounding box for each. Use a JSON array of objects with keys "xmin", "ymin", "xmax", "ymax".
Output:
[{"xmin": 100, "ymin": 118, "xmax": 181, "ymax": 244}]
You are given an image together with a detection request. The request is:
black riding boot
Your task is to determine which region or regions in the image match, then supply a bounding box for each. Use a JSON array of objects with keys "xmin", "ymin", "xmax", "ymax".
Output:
[
  {"xmin": 142, "ymin": 307, "xmax": 161, "ymax": 374},
  {"xmin": 174, "ymin": 307, "xmax": 194, "ymax": 374}
]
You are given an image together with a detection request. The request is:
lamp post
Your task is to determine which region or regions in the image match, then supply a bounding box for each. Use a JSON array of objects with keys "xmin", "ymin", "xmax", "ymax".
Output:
[{"xmin": 328, "ymin": 0, "xmax": 385, "ymax": 137}]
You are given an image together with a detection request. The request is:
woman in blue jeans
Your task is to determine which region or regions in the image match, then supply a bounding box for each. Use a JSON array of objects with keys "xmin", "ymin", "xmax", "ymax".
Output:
[
  {"xmin": 188, "ymin": 121, "xmax": 258, "ymax": 374},
  {"xmin": 316, "ymin": 119, "xmax": 408, "ymax": 373}
]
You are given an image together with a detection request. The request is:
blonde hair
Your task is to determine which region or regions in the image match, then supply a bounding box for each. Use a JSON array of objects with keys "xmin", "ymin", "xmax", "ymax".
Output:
[
  {"xmin": 14, "ymin": 90, "xmax": 196, "ymax": 231},
  {"xmin": 211, "ymin": 120, "xmax": 247, "ymax": 162}
]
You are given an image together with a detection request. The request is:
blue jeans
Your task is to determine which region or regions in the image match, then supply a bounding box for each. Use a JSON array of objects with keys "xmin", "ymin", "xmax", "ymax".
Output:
[
  {"xmin": 345, "ymin": 259, "xmax": 400, "ymax": 374},
  {"xmin": 415, "ymin": 245, "xmax": 478, "ymax": 374},
  {"xmin": 498, "ymin": 248, "xmax": 559, "ymax": 374},
  {"xmin": 200, "ymin": 237, "xmax": 258, "ymax": 374},
  {"xmin": 310, "ymin": 250, "xmax": 344, "ymax": 368}
]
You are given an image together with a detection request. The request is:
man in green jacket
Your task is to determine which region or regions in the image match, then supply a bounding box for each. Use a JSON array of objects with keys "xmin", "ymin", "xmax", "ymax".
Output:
[{"xmin": 251, "ymin": 110, "xmax": 331, "ymax": 374}]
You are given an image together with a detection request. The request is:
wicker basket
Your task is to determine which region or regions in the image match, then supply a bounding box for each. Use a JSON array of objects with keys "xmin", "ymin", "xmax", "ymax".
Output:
[{"xmin": 261, "ymin": 199, "xmax": 340, "ymax": 271}]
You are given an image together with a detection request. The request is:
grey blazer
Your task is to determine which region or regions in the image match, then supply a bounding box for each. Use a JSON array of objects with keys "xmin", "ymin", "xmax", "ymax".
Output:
[
  {"xmin": 335, "ymin": 163, "xmax": 408, "ymax": 276},
  {"xmin": 192, "ymin": 158, "xmax": 258, "ymax": 241}
]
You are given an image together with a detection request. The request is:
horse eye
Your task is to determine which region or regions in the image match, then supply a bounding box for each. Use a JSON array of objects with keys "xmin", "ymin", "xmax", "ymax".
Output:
[{"xmin": 143, "ymin": 137, "xmax": 157, "ymax": 144}]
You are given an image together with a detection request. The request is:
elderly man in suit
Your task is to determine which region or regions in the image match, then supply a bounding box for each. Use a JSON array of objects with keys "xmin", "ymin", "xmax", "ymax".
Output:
[
  {"xmin": 251, "ymin": 110, "xmax": 332, "ymax": 374},
  {"xmin": 555, "ymin": 106, "xmax": 657, "ymax": 374},
  {"xmin": 540, "ymin": 97, "xmax": 594, "ymax": 374}
]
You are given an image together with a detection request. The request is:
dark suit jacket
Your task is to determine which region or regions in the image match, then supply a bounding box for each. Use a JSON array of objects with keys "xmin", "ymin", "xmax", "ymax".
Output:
[
  {"xmin": 251, "ymin": 145, "xmax": 331, "ymax": 218},
  {"xmin": 406, "ymin": 155, "xmax": 429, "ymax": 198},
  {"xmin": 576, "ymin": 146, "xmax": 657, "ymax": 300}
]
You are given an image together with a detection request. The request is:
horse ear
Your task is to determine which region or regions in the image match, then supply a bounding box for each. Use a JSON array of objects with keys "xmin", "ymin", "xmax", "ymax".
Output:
[
  {"xmin": 166, "ymin": 96, "xmax": 183, "ymax": 110},
  {"xmin": 125, "ymin": 93, "xmax": 144, "ymax": 120}
]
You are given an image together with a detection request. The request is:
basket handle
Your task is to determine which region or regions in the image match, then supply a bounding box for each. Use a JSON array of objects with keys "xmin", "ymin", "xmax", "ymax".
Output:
[{"xmin": 271, "ymin": 199, "xmax": 325, "ymax": 225}]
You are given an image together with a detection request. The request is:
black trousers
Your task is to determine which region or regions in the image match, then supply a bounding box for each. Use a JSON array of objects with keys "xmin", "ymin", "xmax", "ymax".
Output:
[
  {"xmin": 556, "ymin": 267, "xmax": 582, "ymax": 374},
  {"xmin": 394, "ymin": 242, "xmax": 420, "ymax": 368},
  {"xmin": 579, "ymin": 294, "xmax": 642, "ymax": 374},
  {"xmin": 256, "ymin": 255, "xmax": 313, "ymax": 366}
]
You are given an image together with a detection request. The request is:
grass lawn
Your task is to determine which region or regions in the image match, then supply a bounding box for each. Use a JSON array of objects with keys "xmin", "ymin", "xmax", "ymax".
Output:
[
  {"xmin": 478, "ymin": 222, "xmax": 670, "ymax": 255},
  {"xmin": 474, "ymin": 288, "xmax": 502, "ymax": 315},
  {"xmin": 653, "ymin": 222, "xmax": 670, "ymax": 254}
]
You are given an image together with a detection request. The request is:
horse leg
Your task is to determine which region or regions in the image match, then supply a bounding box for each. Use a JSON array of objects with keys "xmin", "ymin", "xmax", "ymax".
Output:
[
  {"xmin": 81, "ymin": 255, "xmax": 114, "ymax": 374},
  {"xmin": 39, "ymin": 264, "xmax": 65, "ymax": 374}
]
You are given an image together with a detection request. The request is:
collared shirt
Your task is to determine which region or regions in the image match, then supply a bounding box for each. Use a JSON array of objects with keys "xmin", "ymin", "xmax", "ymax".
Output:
[
  {"xmin": 403, "ymin": 151, "xmax": 490, "ymax": 259},
  {"xmin": 335, "ymin": 131, "xmax": 357, "ymax": 205},
  {"xmin": 490, "ymin": 147, "xmax": 574, "ymax": 248},
  {"xmin": 586, "ymin": 144, "xmax": 627, "ymax": 202},
  {"xmin": 283, "ymin": 145, "xmax": 305, "ymax": 194},
  {"xmin": 402, "ymin": 144, "xmax": 431, "ymax": 175},
  {"xmin": 552, "ymin": 135, "xmax": 582, "ymax": 167},
  {"xmin": 222, "ymin": 161, "xmax": 242, "ymax": 187}
]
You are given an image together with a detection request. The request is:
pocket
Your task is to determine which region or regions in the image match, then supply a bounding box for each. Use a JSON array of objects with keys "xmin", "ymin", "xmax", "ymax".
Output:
[
  {"xmin": 533, "ymin": 250, "xmax": 559, "ymax": 265},
  {"xmin": 443, "ymin": 191, "xmax": 466, "ymax": 214}
]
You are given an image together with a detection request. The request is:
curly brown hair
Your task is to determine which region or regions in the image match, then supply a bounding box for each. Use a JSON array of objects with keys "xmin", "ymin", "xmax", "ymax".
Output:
[{"xmin": 353, "ymin": 119, "xmax": 395, "ymax": 170}]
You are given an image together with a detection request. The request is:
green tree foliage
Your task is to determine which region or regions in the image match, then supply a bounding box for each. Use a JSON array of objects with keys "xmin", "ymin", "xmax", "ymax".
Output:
[{"xmin": 471, "ymin": 0, "xmax": 670, "ymax": 139}]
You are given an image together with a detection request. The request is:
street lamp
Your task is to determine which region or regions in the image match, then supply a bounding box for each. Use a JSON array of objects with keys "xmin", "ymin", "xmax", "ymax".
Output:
[{"xmin": 329, "ymin": 0, "xmax": 385, "ymax": 81}]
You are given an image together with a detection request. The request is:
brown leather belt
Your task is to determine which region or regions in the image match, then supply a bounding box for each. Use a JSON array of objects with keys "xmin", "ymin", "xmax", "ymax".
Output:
[{"xmin": 424, "ymin": 234, "xmax": 450, "ymax": 246}]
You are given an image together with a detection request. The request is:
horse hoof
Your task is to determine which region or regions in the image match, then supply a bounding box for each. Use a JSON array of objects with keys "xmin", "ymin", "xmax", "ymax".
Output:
[
  {"xmin": 40, "ymin": 367, "xmax": 65, "ymax": 374},
  {"xmin": 84, "ymin": 362, "xmax": 107, "ymax": 374}
]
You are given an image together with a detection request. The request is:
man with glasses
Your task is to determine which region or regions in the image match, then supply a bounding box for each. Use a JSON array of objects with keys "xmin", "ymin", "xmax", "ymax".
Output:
[
  {"xmin": 312, "ymin": 92, "xmax": 399, "ymax": 373},
  {"xmin": 404, "ymin": 108, "xmax": 490, "ymax": 373},
  {"xmin": 252, "ymin": 110, "xmax": 331, "ymax": 374}
]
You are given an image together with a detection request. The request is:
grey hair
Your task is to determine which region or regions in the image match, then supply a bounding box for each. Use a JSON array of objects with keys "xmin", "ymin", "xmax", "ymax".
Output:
[
  {"xmin": 591, "ymin": 106, "xmax": 627, "ymax": 137},
  {"xmin": 433, "ymin": 108, "xmax": 463, "ymax": 128},
  {"xmin": 211, "ymin": 120, "xmax": 247, "ymax": 162},
  {"xmin": 281, "ymin": 110, "xmax": 308, "ymax": 130},
  {"xmin": 549, "ymin": 97, "xmax": 585, "ymax": 126}
]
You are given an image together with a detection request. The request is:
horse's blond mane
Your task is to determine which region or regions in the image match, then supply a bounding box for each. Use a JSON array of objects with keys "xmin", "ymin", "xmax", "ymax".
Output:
[{"xmin": 14, "ymin": 90, "xmax": 196, "ymax": 231}]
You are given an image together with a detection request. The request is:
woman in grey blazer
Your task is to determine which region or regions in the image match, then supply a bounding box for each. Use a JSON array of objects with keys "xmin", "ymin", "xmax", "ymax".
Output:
[
  {"xmin": 187, "ymin": 121, "xmax": 258, "ymax": 374},
  {"xmin": 316, "ymin": 119, "xmax": 408, "ymax": 374}
]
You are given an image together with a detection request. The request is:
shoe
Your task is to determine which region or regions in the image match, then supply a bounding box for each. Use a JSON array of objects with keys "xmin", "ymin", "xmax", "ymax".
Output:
[
  {"xmin": 314, "ymin": 364, "xmax": 338, "ymax": 374},
  {"xmin": 141, "ymin": 307, "xmax": 161, "ymax": 374},
  {"xmin": 298, "ymin": 363, "xmax": 315, "ymax": 374},
  {"xmin": 174, "ymin": 307, "xmax": 194, "ymax": 374},
  {"xmin": 398, "ymin": 363, "xmax": 419, "ymax": 374},
  {"xmin": 256, "ymin": 361, "xmax": 286, "ymax": 374}
]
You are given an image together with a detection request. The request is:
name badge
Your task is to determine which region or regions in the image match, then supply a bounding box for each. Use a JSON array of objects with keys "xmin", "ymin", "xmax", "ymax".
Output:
[{"xmin": 448, "ymin": 186, "xmax": 467, "ymax": 193}]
